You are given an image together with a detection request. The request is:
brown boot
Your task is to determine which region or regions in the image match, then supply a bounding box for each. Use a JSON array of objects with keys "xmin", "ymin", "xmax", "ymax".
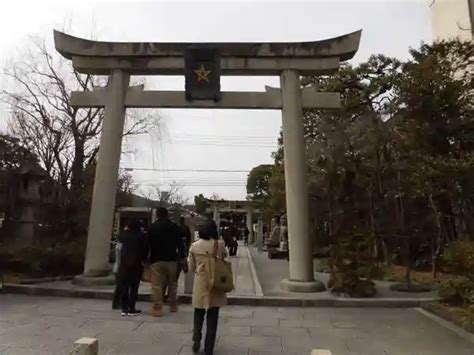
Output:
[
  {"xmin": 151, "ymin": 306, "xmax": 162, "ymax": 317},
  {"xmin": 170, "ymin": 304, "xmax": 178, "ymax": 313}
]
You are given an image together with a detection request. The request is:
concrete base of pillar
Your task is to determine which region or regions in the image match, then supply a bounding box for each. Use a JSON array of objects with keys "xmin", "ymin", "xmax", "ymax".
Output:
[
  {"xmin": 72, "ymin": 274, "xmax": 115, "ymax": 286},
  {"xmin": 280, "ymin": 278, "xmax": 326, "ymax": 293}
]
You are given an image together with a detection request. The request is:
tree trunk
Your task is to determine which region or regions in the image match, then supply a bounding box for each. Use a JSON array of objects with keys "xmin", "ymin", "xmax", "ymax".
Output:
[
  {"xmin": 67, "ymin": 138, "xmax": 86, "ymax": 240},
  {"xmin": 71, "ymin": 140, "xmax": 85, "ymax": 194},
  {"xmin": 328, "ymin": 190, "xmax": 334, "ymax": 238},
  {"xmin": 429, "ymin": 194, "xmax": 443, "ymax": 279},
  {"xmin": 368, "ymin": 188, "xmax": 378, "ymax": 264},
  {"xmin": 447, "ymin": 199, "xmax": 458, "ymax": 241},
  {"xmin": 464, "ymin": 199, "xmax": 474, "ymax": 241},
  {"xmin": 382, "ymin": 238, "xmax": 390, "ymax": 266},
  {"xmin": 396, "ymin": 167, "xmax": 411, "ymax": 287},
  {"xmin": 405, "ymin": 249, "xmax": 412, "ymax": 289}
]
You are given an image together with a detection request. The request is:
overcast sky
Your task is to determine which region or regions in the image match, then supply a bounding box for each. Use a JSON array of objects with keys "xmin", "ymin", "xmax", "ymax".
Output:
[{"xmin": 0, "ymin": 0, "xmax": 433, "ymax": 202}]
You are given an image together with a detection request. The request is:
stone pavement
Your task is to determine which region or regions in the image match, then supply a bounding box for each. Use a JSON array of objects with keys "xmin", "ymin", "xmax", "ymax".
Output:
[
  {"xmin": 4, "ymin": 245, "xmax": 439, "ymax": 307},
  {"xmin": 25, "ymin": 243, "xmax": 259, "ymax": 298},
  {"xmin": 0, "ymin": 294, "xmax": 473, "ymax": 354},
  {"xmin": 249, "ymin": 247, "xmax": 438, "ymax": 300},
  {"xmin": 227, "ymin": 243, "xmax": 258, "ymax": 296}
]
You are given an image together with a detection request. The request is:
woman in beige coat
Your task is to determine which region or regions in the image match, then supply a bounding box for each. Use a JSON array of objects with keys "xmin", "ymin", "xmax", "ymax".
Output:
[{"xmin": 188, "ymin": 218, "xmax": 227, "ymax": 355}]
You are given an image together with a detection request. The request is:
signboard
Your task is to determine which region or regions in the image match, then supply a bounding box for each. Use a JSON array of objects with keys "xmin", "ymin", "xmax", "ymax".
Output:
[{"xmin": 185, "ymin": 47, "xmax": 221, "ymax": 101}]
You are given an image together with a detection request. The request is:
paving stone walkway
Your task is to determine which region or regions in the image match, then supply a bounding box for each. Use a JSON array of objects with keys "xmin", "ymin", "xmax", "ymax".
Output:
[
  {"xmin": 0, "ymin": 294, "xmax": 473, "ymax": 354},
  {"xmin": 249, "ymin": 247, "xmax": 439, "ymax": 300},
  {"xmin": 30, "ymin": 243, "xmax": 258, "ymax": 297}
]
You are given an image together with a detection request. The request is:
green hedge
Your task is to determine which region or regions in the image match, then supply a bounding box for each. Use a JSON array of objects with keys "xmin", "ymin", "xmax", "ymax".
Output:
[
  {"xmin": 442, "ymin": 240, "xmax": 474, "ymax": 279},
  {"xmin": 0, "ymin": 243, "xmax": 85, "ymax": 277},
  {"xmin": 438, "ymin": 240, "xmax": 474, "ymax": 307}
]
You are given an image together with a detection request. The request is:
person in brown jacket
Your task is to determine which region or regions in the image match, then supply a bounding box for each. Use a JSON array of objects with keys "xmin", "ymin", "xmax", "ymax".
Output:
[{"xmin": 188, "ymin": 218, "xmax": 227, "ymax": 355}]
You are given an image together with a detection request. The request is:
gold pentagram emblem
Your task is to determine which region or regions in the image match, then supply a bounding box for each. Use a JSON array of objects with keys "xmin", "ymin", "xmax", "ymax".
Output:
[{"xmin": 194, "ymin": 64, "xmax": 211, "ymax": 83}]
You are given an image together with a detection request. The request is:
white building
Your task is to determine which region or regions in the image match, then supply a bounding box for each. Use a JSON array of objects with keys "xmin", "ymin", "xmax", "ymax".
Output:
[{"xmin": 431, "ymin": 0, "xmax": 473, "ymax": 41}]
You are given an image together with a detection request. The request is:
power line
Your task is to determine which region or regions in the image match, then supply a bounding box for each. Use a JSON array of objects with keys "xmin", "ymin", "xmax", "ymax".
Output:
[
  {"xmin": 134, "ymin": 183, "xmax": 246, "ymax": 187},
  {"xmin": 122, "ymin": 168, "xmax": 251, "ymax": 173},
  {"xmin": 170, "ymin": 134, "xmax": 277, "ymax": 140},
  {"xmin": 166, "ymin": 140, "xmax": 277, "ymax": 148},
  {"xmin": 165, "ymin": 134, "xmax": 279, "ymax": 148},
  {"xmin": 169, "ymin": 137, "xmax": 276, "ymax": 143},
  {"xmin": 135, "ymin": 179, "xmax": 247, "ymax": 183},
  {"xmin": 135, "ymin": 182, "xmax": 246, "ymax": 184}
]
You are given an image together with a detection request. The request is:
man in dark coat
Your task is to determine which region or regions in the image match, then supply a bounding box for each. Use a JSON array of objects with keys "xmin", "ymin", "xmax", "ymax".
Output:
[
  {"xmin": 226, "ymin": 223, "xmax": 239, "ymax": 256},
  {"xmin": 243, "ymin": 226, "xmax": 250, "ymax": 245},
  {"xmin": 117, "ymin": 219, "xmax": 147, "ymax": 316},
  {"xmin": 163, "ymin": 216, "xmax": 191, "ymax": 303},
  {"xmin": 147, "ymin": 207, "xmax": 186, "ymax": 317}
]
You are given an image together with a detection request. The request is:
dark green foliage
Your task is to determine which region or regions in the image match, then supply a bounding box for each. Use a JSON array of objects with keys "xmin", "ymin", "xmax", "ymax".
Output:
[
  {"xmin": 268, "ymin": 164, "xmax": 286, "ymax": 214},
  {"xmin": 194, "ymin": 194, "xmax": 209, "ymax": 214},
  {"xmin": 442, "ymin": 240, "xmax": 474, "ymax": 279},
  {"xmin": 438, "ymin": 240, "xmax": 474, "ymax": 306},
  {"xmin": 0, "ymin": 134, "xmax": 37, "ymax": 171},
  {"xmin": 258, "ymin": 40, "xmax": 474, "ymax": 296},
  {"xmin": 438, "ymin": 277, "xmax": 474, "ymax": 305},
  {"xmin": 0, "ymin": 243, "xmax": 85, "ymax": 277},
  {"xmin": 328, "ymin": 231, "xmax": 380, "ymax": 297},
  {"xmin": 246, "ymin": 164, "xmax": 273, "ymax": 203}
]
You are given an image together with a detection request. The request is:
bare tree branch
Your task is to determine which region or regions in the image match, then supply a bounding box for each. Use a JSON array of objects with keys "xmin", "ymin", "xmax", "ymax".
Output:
[{"xmin": 2, "ymin": 35, "xmax": 162, "ymax": 193}]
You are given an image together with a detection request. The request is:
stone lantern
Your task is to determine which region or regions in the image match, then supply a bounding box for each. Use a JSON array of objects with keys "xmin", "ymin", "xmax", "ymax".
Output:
[{"xmin": 15, "ymin": 162, "xmax": 47, "ymax": 247}]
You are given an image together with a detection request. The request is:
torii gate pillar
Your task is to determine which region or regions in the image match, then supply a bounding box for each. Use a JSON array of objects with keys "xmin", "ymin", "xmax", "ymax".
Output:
[
  {"xmin": 280, "ymin": 70, "xmax": 324, "ymax": 292},
  {"xmin": 75, "ymin": 70, "xmax": 129, "ymax": 284}
]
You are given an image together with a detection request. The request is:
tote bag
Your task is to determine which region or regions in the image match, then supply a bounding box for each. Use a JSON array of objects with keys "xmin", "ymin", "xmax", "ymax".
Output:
[{"xmin": 211, "ymin": 240, "xmax": 234, "ymax": 293}]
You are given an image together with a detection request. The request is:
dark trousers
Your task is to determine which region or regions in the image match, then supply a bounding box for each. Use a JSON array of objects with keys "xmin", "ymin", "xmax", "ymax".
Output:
[
  {"xmin": 119, "ymin": 278, "xmax": 140, "ymax": 312},
  {"xmin": 193, "ymin": 307, "xmax": 219, "ymax": 353},
  {"xmin": 229, "ymin": 244, "xmax": 238, "ymax": 256},
  {"xmin": 112, "ymin": 274, "xmax": 122, "ymax": 309}
]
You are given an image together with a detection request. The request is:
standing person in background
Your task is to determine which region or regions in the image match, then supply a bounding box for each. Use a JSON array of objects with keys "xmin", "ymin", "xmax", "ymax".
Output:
[
  {"xmin": 163, "ymin": 215, "xmax": 191, "ymax": 303},
  {"xmin": 222, "ymin": 226, "xmax": 232, "ymax": 251},
  {"xmin": 227, "ymin": 221, "xmax": 239, "ymax": 256},
  {"xmin": 148, "ymin": 207, "xmax": 186, "ymax": 317},
  {"xmin": 177, "ymin": 215, "xmax": 191, "ymax": 281},
  {"xmin": 178, "ymin": 215, "xmax": 192, "ymax": 252},
  {"xmin": 117, "ymin": 219, "xmax": 147, "ymax": 316},
  {"xmin": 243, "ymin": 225, "xmax": 250, "ymax": 246},
  {"xmin": 188, "ymin": 218, "xmax": 228, "ymax": 355},
  {"xmin": 111, "ymin": 238, "xmax": 122, "ymax": 310},
  {"xmin": 228, "ymin": 236, "xmax": 238, "ymax": 257}
]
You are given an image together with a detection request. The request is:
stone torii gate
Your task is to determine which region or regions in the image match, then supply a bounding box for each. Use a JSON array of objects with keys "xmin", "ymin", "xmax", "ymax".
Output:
[{"xmin": 54, "ymin": 30, "xmax": 361, "ymax": 292}]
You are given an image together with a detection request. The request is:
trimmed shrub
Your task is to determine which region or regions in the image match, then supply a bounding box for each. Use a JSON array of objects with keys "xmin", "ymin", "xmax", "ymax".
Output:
[
  {"xmin": 438, "ymin": 277, "xmax": 474, "ymax": 304},
  {"xmin": 0, "ymin": 242, "xmax": 85, "ymax": 277},
  {"xmin": 328, "ymin": 232, "xmax": 380, "ymax": 297},
  {"xmin": 442, "ymin": 240, "xmax": 474, "ymax": 279}
]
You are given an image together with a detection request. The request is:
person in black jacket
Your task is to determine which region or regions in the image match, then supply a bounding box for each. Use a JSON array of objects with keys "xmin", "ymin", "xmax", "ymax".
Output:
[
  {"xmin": 178, "ymin": 215, "xmax": 192, "ymax": 252},
  {"xmin": 163, "ymin": 216, "xmax": 191, "ymax": 303},
  {"xmin": 176, "ymin": 215, "xmax": 192, "ymax": 282},
  {"xmin": 147, "ymin": 207, "xmax": 186, "ymax": 317},
  {"xmin": 117, "ymin": 219, "xmax": 147, "ymax": 316}
]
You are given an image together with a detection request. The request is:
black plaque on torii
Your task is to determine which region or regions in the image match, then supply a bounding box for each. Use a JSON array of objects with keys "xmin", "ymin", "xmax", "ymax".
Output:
[{"xmin": 185, "ymin": 47, "xmax": 221, "ymax": 101}]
